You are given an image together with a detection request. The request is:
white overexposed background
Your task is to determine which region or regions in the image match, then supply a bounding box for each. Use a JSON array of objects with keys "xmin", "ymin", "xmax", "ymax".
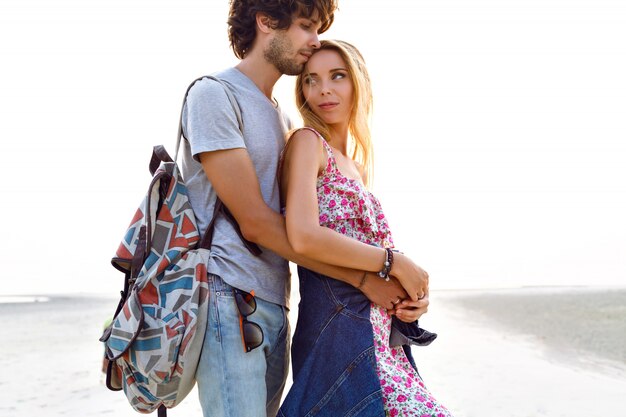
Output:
[{"xmin": 1, "ymin": 0, "xmax": 624, "ymax": 296}]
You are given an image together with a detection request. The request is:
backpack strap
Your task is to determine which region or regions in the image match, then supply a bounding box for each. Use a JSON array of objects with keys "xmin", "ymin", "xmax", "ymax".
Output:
[
  {"xmin": 149, "ymin": 145, "xmax": 174, "ymax": 176},
  {"xmin": 198, "ymin": 198, "xmax": 262, "ymax": 255}
]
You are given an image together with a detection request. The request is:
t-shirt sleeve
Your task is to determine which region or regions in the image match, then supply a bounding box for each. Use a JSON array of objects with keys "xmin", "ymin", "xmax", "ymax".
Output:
[{"xmin": 183, "ymin": 78, "xmax": 245, "ymax": 162}]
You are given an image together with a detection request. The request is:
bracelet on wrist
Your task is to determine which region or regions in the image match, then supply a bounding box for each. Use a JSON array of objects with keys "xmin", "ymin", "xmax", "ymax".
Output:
[
  {"xmin": 377, "ymin": 248, "xmax": 394, "ymax": 281},
  {"xmin": 356, "ymin": 271, "xmax": 368, "ymax": 289}
]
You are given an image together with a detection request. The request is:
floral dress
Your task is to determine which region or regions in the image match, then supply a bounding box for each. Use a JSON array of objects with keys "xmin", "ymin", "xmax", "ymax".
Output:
[{"xmin": 309, "ymin": 128, "xmax": 453, "ymax": 417}]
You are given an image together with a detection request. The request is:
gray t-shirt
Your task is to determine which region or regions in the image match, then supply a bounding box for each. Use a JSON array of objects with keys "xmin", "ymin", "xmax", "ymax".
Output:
[{"xmin": 180, "ymin": 67, "xmax": 290, "ymax": 308}]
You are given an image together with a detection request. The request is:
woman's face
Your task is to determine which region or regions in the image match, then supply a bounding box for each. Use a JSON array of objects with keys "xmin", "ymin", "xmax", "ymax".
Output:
[{"xmin": 302, "ymin": 49, "xmax": 354, "ymax": 127}]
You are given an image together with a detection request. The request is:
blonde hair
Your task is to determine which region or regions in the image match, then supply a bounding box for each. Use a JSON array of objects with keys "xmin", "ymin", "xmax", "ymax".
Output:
[{"xmin": 295, "ymin": 40, "xmax": 374, "ymax": 186}]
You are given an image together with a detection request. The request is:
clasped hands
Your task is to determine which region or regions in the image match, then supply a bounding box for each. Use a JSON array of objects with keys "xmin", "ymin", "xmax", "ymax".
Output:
[{"xmin": 360, "ymin": 254, "xmax": 429, "ymax": 323}]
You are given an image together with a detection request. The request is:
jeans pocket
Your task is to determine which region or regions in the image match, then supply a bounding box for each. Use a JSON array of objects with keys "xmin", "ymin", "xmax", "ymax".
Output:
[{"xmin": 266, "ymin": 304, "xmax": 289, "ymax": 358}]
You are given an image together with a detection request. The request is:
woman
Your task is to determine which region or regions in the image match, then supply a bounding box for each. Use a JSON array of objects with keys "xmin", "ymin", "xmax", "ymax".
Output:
[{"xmin": 278, "ymin": 40, "xmax": 453, "ymax": 417}]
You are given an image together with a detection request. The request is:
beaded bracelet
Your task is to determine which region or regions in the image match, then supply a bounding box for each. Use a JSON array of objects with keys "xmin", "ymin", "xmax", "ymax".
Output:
[{"xmin": 377, "ymin": 248, "xmax": 394, "ymax": 281}]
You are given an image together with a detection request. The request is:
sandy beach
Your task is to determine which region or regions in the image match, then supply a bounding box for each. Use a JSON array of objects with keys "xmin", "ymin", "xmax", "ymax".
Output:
[
  {"xmin": 1, "ymin": 287, "xmax": 625, "ymax": 417},
  {"xmin": 416, "ymin": 287, "xmax": 626, "ymax": 417}
]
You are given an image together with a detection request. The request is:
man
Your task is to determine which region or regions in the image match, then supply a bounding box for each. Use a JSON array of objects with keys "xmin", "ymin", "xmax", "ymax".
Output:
[{"xmin": 181, "ymin": 1, "xmax": 428, "ymax": 416}]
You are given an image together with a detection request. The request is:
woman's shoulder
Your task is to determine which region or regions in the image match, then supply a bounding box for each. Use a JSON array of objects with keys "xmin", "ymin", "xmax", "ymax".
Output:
[
  {"xmin": 289, "ymin": 127, "xmax": 334, "ymax": 155},
  {"xmin": 289, "ymin": 126, "xmax": 325, "ymax": 142},
  {"xmin": 280, "ymin": 127, "xmax": 328, "ymax": 178},
  {"xmin": 280, "ymin": 126, "xmax": 335, "ymax": 185},
  {"xmin": 285, "ymin": 127, "xmax": 324, "ymax": 152}
]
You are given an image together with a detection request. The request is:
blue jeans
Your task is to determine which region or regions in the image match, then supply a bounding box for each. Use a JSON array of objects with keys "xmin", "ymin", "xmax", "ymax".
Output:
[{"xmin": 196, "ymin": 274, "xmax": 290, "ymax": 417}]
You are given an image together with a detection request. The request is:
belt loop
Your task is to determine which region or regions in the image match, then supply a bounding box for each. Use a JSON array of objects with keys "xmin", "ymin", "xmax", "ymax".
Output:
[
  {"xmin": 208, "ymin": 273, "xmax": 218, "ymax": 292},
  {"xmin": 211, "ymin": 274, "xmax": 226, "ymax": 294}
]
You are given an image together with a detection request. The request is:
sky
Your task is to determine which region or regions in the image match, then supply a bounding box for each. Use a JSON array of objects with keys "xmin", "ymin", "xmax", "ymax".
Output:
[{"xmin": 1, "ymin": 0, "xmax": 625, "ymax": 295}]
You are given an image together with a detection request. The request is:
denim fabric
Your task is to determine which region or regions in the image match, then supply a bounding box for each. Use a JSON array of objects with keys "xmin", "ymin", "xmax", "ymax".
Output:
[
  {"xmin": 278, "ymin": 267, "xmax": 386, "ymax": 417},
  {"xmin": 196, "ymin": 274, "xmax": 290, "ymax": 417},
  {"xmin": 389, "ymin": 316, "xmax": 438, "ymax": 347}
]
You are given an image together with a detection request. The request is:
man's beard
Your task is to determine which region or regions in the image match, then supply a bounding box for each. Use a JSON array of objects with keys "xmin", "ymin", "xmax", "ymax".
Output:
[{"xmin": 264, "ymin": 33, "xmax": 305, "ymax": 76}]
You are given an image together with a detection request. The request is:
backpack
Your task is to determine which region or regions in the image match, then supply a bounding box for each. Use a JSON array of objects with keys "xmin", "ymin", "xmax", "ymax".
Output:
[{"xmin": 99, "ymin": 76, "xmax": 260, "ymax": 415}]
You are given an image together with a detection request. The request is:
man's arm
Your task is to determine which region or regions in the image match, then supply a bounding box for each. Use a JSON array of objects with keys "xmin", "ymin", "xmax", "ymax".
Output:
[{"xmin": 198, "ymin": 148, "xmax": 407, "ymax": 309}]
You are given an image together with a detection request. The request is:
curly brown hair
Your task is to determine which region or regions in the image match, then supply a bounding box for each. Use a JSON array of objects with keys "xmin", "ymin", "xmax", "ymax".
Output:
[{"xmin": 228, "ymin": 0, "xmax": 338, "ymax": 59}]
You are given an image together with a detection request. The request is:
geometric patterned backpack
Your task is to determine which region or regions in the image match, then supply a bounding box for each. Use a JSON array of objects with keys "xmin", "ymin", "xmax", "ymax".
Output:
[{"xmin": 99, "ymin": 76, "xmax": 259, "ymax": 416}]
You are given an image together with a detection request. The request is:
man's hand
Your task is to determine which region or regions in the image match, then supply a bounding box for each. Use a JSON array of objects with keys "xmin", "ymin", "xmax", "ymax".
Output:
[
  {"xmin": 359, "ymin": 273, "xmax": 408, "ymax": 310},
  {"xmin": 389, "ymin": 293, "xmax": 430, "ymax": 323}
]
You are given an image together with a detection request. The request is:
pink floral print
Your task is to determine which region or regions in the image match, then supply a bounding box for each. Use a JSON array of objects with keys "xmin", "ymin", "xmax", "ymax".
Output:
[
  {"xmin": 371, "ymin": 305, "xmax": 452, "ymax": 416},
  {"xmin": 316, "ymin": 145, "xmax": 394, "ymax": 249}
]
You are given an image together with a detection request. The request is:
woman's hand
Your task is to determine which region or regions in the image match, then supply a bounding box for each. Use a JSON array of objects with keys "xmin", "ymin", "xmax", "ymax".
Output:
[
  {"xmin": 389, "ymin": 293, "xmax": 430, "ymax": 323},
  {"xmin": 359, "ymin": 273, "xmax": 408, "ymax": 310},
  {"xmin": 389, "ymin": 253, "xmax": 429, "ymax": 301}
]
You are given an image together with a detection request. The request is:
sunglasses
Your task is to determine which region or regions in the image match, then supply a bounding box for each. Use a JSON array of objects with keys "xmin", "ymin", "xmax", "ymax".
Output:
[{"xmin": 234, "ymin": 289, "xmax": 264, "ymax": 353}]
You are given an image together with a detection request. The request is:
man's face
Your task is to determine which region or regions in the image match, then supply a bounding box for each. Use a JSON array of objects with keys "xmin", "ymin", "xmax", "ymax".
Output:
[{"xmin": 264, "ymin": 16, "xmax": 322, "ymax": 75}]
